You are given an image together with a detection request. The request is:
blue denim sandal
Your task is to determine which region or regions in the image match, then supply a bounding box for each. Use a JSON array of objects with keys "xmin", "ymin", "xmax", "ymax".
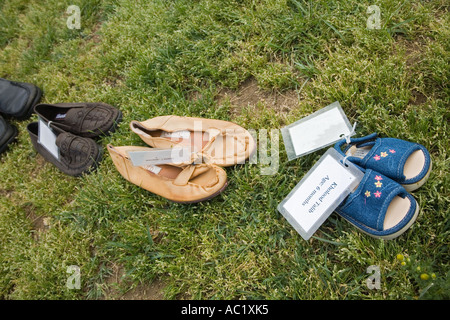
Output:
[
  {"xmin": 335, "ymin": 167, "xmax": 419, "ymax": 240},
  {"xmin": 334, "ymin": 133, "xmax": 432, "ymax": 192}
]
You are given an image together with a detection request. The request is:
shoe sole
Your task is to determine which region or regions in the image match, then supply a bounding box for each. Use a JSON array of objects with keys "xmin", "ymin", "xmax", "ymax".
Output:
[
  {"xmin": 171, "ymin": 180, "xmax": 229, "ymax": 204},
  {"xmin": 0, "ymin": 125, "xmax": 18, "ymax": 155},
  {"xmin": 402, "ymin": 159, "xmax": 432, "ymax": 192}
]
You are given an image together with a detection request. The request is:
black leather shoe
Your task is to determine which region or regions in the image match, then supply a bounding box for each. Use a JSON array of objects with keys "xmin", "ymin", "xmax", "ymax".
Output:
[
  {"xmin": 0, "ymin": 78, "xmax": 42, "ymax": 119},
  {"xmin": 0, "ymin": 115, "xmax": 18, "ymax": 155}
]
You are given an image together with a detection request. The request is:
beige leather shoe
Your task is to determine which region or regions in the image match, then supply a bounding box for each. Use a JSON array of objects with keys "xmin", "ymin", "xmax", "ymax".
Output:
[
  {"xmin": 107, "ymin": 145, "xmax": 228, "ymax": 203},
  {"xmin": 129, "ymin": 116, "xmax": 256, "ymax": 167}
]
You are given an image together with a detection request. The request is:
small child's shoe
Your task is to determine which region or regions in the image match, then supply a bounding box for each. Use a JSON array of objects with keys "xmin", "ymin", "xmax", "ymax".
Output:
[
  {"xmin": 334, "ymin": 133, "xmax": 431, "ymax": 192},
  {"xmin": 335, "ymin": 168, "xmax": 419, "ymax": 240}
]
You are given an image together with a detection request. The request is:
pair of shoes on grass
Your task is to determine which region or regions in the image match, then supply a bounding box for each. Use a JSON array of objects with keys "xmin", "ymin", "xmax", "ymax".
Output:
[
  {"xmin": 108, "ymin": 116, "xmax": 256, "ymax": 204},
  {"xmin": 0, "ymin": 78, "xmax": 42, "ymax": 155},
  {"xmin": 27, "ymin": 102, "xmax": 122, "ymax": 177},
  {"xmin": 334, "ymin": 133, "xmax": 432, "ymax": 240}
]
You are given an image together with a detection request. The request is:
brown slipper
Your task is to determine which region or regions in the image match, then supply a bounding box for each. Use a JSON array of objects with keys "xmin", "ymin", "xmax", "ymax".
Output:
[
  {"xmin": 34, "ymin": 102, "xmax": 122, "ymax": 139},
  {"xmin": 27, "ymin": 122, "xmax": 103, "ymax": 176}
]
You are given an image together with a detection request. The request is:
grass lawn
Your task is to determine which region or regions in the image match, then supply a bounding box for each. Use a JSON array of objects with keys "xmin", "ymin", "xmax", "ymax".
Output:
[{"xmin": 0, "ymin": 0, "xmax": 448, "ymax": 300}]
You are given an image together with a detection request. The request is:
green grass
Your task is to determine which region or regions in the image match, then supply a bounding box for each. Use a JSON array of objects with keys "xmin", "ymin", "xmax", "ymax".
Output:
[{"xmin": 0, "ymin": 0, "xmax": 448, "ymax": 300}]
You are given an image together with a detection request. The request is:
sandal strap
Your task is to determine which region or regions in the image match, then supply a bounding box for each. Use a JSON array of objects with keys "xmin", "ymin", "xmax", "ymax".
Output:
[
  {"xmin": 359, "ymin": 138, "xmax": 426, "ymax": 182},
  {"xmin": 335, "ymin": 133, "xmax": 430, "ymax": 183},
  {"xmin": 173, "ymin": 165, "xmax": 197, "ymax": 186}
]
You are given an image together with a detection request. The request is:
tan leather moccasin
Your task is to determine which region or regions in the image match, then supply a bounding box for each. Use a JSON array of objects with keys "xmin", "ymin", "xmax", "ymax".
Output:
[
  {"xmin": 107, "ymin": 145, "xmax": 228, "ymax": 203},
  {"xmin": 129, "ymin": 116, "xmax": 256, "ymax": 167}
]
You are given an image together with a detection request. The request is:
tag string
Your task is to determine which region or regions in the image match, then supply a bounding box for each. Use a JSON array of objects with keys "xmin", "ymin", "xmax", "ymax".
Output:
[
  {"xmin": 344, "ymin": 122, "xmax": 357, "ymax": 144},
  {"xmin": 342, "ymin": 155, "xmax": 350, "ymax": 167}
]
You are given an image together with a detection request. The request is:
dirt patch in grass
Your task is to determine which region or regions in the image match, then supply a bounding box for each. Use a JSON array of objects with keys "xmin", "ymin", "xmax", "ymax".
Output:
[
  {"xmin": 409, "ymin": 89, "xmax": 427, "ymax": 105},
  {"xmin": 30, "ymin": 155, "xmax": 47, "ymax": 179},
  {"xmin": 0, "ymin": 188, "xmax": 14, "ymax": 198},
  {"xmin": 215, "ymin": 77, "xmax": 300, "ymax": 117},
  {"xmin": 88, "ymin": 20, "xmax": 104, "ymax": 44},
  {"xmin": 120, "ymin": 279, "xmax": 166, "ymax": 300},
  {"xmin": 27, "ymin": 209, "xmax": 50, "ymax": 241},
  {"xmin": 393, "ymin": 36, "xmax": 429, "ymax": 105},
  {"xmin": 103, "ymin": 264, "xmax": 166, "ymax": 300}
]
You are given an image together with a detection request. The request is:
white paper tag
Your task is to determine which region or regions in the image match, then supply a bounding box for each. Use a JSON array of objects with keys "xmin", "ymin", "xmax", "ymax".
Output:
[
  {"xmin": 277, "ymin": 148, "xmax": 364, "ymax": 240},
  {"xmin": 160, "ymin": 130, "xmax": 191, "ymax": 139},
  {"xmin": 142, "ymin": 165, "xmax": 162, "ymax": 175},
  {"xmin": 281, "ymin": 101, "xmax": 355, "ymax": 160},
  {"xmin": 127, "ymin": 147, "xmax": 192, "ymax": 166},
  {"xmin": 38, "ymin": 119, "xmax": 60, "ymax": 160}
]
